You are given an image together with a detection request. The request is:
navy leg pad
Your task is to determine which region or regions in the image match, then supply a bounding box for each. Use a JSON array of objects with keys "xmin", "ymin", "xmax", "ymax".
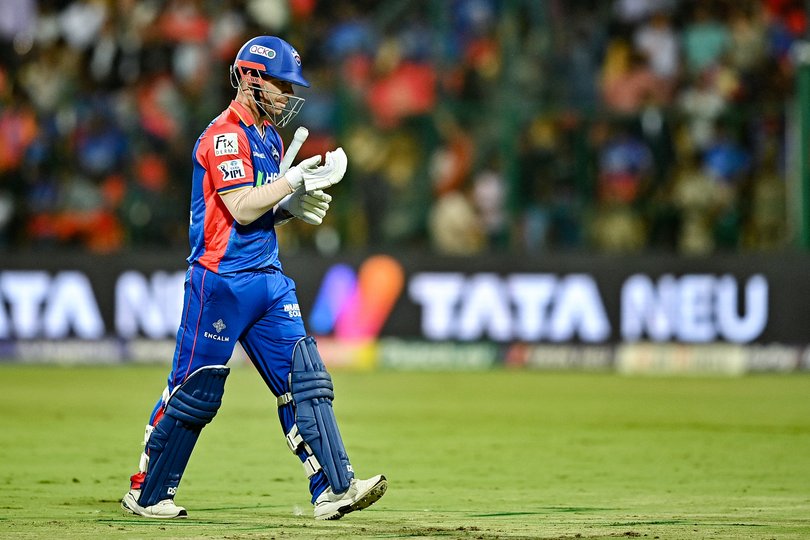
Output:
[
  {"xmin": 291, "ymin": 336, "xmax": 354, "ymax": 494},
  {"xmin": 139, "ymin": 365, "xmax": 229, "ymax": 507}
]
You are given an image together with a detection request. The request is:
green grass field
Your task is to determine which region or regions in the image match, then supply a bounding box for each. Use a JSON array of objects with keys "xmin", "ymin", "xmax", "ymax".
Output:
[{"xmin": 0, "ymin": 364, "xmax": 808, "ymax": 539}]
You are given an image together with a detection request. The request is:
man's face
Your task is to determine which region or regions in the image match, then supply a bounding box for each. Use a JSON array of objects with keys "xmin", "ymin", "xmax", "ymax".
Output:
[
  {"xmin": 258, "ymin": 74, "xmax": 293, "ymax": 115},
  {"xmin": 237, "ymin": 66, "xmax": 304, "ymax": 127}
]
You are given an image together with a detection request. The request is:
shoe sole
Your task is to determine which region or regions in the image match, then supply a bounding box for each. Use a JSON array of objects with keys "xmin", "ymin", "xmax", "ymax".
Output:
[{"xmin": 324, "ymin": 475, "xmax": 388, "ymax": 521}]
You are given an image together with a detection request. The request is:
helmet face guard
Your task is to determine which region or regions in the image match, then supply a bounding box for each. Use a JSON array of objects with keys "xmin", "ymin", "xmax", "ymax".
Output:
[
  {"xmin": 231, "ymin": 36, "xmax": 310, "ymax": 128},
  {"xmin": 231, "ymin": 61, "xmax": 305, "ymax": 128}
]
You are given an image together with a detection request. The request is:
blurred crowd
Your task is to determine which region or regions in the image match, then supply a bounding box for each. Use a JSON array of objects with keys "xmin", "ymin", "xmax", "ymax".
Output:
[{"xmin": 0, "ymin": 0, "xmax": 802, "ymax": 255}]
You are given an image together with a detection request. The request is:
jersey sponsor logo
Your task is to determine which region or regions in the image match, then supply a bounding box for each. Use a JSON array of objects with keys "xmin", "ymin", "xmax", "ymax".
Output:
[
  {"xmin": 271, "ymin": 145, "xmax": 280, "ymax": 163},
  {"xmin": 214, "ymin": 133, "xmax": 239, "ymax": 156},
  {"xmin": 249, "ymin": 44, "xmax": 276, "ymax": 60},
  {"xmin": 204, "ymin": 331, "xmax": 230, "ymax": 342},
  {"xmin": 251, "ymin": 143, "xmax": 269, "ymax": 160},
  {"xmin": 283, "ymin": 303, "xmax": 301, "ymax": 318},
  {"xmin": 204, "ymin": 318, "xmax": 230, "ymax": 341},
  {"xmin": 255, "ymin": 171, "xmax": 279, "ymax": 187},
  {"xmin": 218, "ymin": 159, "xmax": 246, "ymax": 181}
]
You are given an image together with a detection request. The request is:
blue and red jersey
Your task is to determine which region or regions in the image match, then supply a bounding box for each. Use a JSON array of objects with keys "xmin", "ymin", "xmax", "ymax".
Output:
[{"xmin": 187, "ymin": 100, "xmax": 286, "ymax": 273}]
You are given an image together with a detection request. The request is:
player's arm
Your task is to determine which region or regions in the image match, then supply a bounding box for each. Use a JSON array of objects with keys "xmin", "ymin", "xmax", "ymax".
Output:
[
  {"xmin": 219, "ymin": 156, "xmax": 322, "ymax": 226},
  {"xmin": 220, "ymin": 179, "xmax": 294, "ymax": 226}
]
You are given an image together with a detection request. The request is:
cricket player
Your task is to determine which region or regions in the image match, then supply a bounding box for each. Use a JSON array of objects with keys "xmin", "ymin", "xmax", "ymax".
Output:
[{"xmin": 121, "ymin": 36, "xmax": 387, "ymax": 520}]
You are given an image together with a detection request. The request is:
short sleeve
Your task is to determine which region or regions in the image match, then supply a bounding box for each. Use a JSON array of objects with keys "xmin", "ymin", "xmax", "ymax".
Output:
[{"xmin": 199, "ymin": 127, "xmax": 254, "ymax": 194}]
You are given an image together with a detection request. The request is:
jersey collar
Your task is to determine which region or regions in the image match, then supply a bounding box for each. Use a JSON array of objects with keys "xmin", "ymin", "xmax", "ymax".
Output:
[{"xmin": 228, "ymin": 100, "xmax": 271, "ymax": 129}]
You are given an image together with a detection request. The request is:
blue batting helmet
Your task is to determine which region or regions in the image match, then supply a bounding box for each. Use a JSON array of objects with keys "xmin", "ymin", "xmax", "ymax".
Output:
[
  {"xmin": 230, "ymin": 36, "xmax": 308, "ymax": 127},
  {"xmin": 232, "ymin": 36, "xmax": 309, "ymax": 88}
]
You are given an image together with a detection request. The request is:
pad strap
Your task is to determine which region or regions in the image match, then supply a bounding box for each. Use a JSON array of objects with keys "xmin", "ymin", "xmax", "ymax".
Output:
[
  {"xmin": 284, "ymin": 424, "xmax": 324, "ymax": 477},
  {"xmin": 303, "ymin": 456, "xmax": 321, "ymax": 477}
]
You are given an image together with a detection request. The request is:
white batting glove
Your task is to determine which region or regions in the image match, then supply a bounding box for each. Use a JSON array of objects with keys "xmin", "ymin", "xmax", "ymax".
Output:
[
  {"xmin": 284, "ymin": 155, "xmax": 322, "ymax": 191},
  {"xmin": 278, "ymin": 188, "xmax": 332, "ymax": 225},
  {"xmin": 303, "ymin": 148, "xmax": 348, "ymax": 192}
]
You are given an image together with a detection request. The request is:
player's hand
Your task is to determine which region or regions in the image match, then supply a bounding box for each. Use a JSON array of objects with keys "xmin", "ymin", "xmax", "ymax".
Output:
[
  {"xmin": 284, "ymin": 155, "xmax": 322, "ymax": 191},
  {"xmin": 303, "ymin": 148, "xmax": 348, "ymax": 192},
  {"xmin": 278, "ymin": 188, "xmax": 332, "ymax": 225}
]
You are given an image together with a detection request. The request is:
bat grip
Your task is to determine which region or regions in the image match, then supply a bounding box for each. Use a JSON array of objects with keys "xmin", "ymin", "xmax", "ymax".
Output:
[{"xmin": 279, "ymin": 127, "xmax": 309, "ymax": 175}]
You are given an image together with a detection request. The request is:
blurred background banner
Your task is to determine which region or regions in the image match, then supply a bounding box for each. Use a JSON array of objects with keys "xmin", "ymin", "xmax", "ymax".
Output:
[
  {"xmin": 1, "ymin": 0, "xmax": 810, "ymax": 373},
  {"xmin": 2, "ymin": 251, "xmax": 809, "ymax": 373}
]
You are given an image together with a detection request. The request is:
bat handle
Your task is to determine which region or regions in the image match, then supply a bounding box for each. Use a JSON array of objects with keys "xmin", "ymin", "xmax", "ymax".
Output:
[{"xmin": 279, "ymin": 126, "xmax": 309, "ymax": 175}]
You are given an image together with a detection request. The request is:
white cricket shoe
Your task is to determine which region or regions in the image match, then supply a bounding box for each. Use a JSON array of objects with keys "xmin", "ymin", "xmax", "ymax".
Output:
[
  {"xmin": 313, "ymin": 474, "xmax": 387, "ymax": 520},
  {"xmin": 121, "ymin": 489, "xmax": 188, "ymax": 519}
]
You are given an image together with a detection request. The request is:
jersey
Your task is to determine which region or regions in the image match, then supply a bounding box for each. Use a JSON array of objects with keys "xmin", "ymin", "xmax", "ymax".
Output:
[{"xmin": 187, "ymin": 100, "xmax": 287, "ymax": 273}]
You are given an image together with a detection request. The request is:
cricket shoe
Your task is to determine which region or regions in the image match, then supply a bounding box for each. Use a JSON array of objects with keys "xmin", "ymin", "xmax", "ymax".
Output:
[
  {"xmin": 313, "ymin": 474, "xmax": 387, "ymax": 520},
  {"xmin": 121, "ymin": 489, "xmax": 188, "ymax": 519}
]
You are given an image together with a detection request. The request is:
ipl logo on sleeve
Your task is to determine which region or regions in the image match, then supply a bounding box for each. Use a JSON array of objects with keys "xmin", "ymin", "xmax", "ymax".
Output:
[
  {"xmin": 309, "ymin": 256, "xmax": 404, "ymax": 339},
  {"xmin": 218, "ymin": 159, "xmax": 246, "ymax": 181}
]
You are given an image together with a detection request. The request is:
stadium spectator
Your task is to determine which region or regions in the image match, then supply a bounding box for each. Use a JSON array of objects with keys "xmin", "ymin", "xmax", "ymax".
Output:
[
  {"xmin": 682, "ymin": 3, "xmax": 732, "ymax": 76},
  {"xmin": 744, "ymin": 143, "xmax": 787, "ymax": 249},
  {"xmin": 633, "ymin": 10, "xmax": 679, "ymax": 84},
  {"xmin": 429, "ymin": 189, "xmax": 486, "ymax": 255},
  {"xmin": 471, "ymin": 157, "xmax": 508, "ymax": 249},
  {"xmin": 600, "ymin": 39, "xmax": 670, "ymax": 114}
]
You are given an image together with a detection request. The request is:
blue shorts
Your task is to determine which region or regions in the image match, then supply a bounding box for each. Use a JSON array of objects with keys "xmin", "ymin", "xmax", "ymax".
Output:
[{"xmin": 168, "ymin": 263, "xmax": 305, "ymax": 395}]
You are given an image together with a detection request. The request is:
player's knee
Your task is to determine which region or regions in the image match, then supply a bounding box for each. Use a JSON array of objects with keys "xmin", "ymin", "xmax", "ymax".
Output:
[{"xmin": 167, "ymin": 366, "xmax": 229, "ymax": 425}]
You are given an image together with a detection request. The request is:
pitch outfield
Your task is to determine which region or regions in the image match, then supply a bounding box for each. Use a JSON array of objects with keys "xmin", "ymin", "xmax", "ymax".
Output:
[{"xmin": 0, "ymin": 364, "xmax": 808, "ymax": 539}]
